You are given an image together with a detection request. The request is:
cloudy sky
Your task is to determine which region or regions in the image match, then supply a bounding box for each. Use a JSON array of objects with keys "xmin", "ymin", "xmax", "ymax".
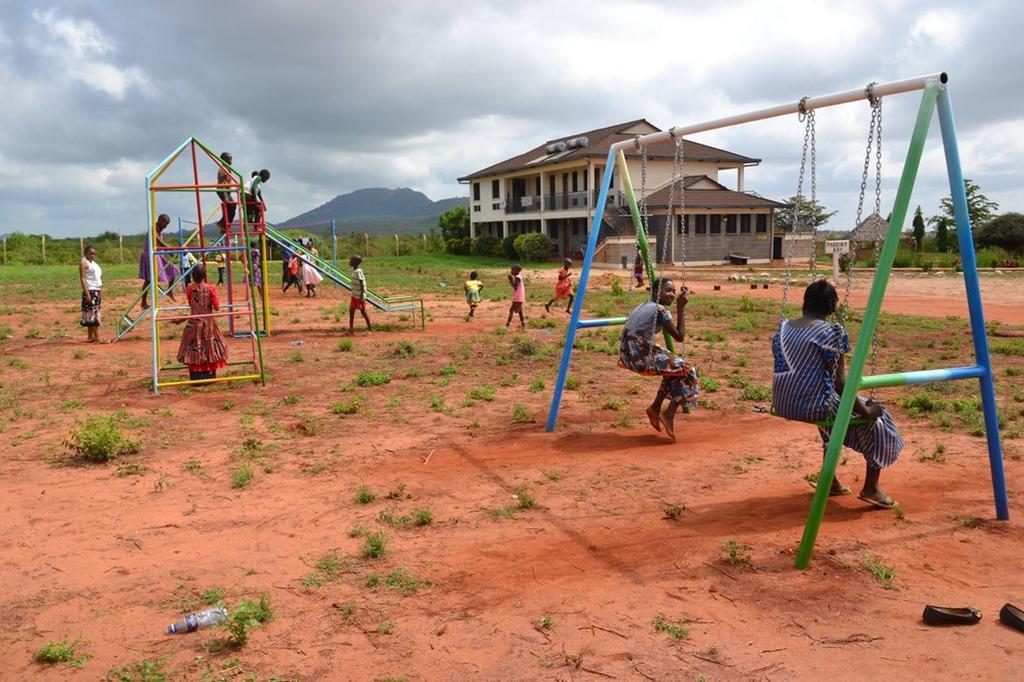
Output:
[{"xmin": 1, "ymin": 0, "xmax": 1021, "ymax": 237}]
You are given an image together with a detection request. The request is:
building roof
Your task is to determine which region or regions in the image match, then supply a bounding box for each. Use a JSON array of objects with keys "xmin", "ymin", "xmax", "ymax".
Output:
[
  {"xmin": 458, "ymin": 119, "xmax": 760, "ymax": 181},
  {"xmin": 643, "ymin": 176, "xmax": 786, "ymax": 210},
  {"xmin": 849, "ymin": 213, "xmax": 888, "ymax": 242}
]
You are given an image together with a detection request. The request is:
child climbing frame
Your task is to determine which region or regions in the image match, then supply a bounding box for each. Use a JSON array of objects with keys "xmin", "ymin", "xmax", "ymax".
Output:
[
  {"xmin": 145, "ymin": 137, "xmax": 267, "ymax": 394},
  {"xmin": 544, "ymin": 73, "xmax": 1008, "ymax": 570}
]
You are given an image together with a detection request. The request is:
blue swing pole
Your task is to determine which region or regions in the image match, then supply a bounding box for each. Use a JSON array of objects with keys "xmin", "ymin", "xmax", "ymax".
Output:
[
  {"xmin": 936, "ymin": 86, "xmax": 1009, "ymax": 520},
  {"xmin": 546, "ymin": 149, "xmax": 617, "ymax": 432}
]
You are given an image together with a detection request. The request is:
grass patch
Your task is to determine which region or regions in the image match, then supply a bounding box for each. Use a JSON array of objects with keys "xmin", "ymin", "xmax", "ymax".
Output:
[
  {"xmin": 738, "ymin": 383, "xmax": 771, "ymax": 402},
  {"xmin": 330, "ymin": 396, "xmax": 363, "ymax": 415},
  {"xmin": 917, "ymin": 443, "xmax": 946, "ymax": 463},
  {"xmin": 663, "ymin": 504, "xmax": 685, "ymax": 520},
  {"xmin": 63, "ymin": 413, "xmax": 141, "ymax": 463},
  {"xmin": 335, "ymin": 339, "xmax": 354, "ymax": 352},
  {"xmin": 653, "ymin": 615, "xmax": 689, "ymax": 641},
  {"xmin": 468, "ymin": 384, "xmax": 496, "ymax": 401},
  {"xmin": 223, "ymin": 594, "xmax": 274, "ymax": 647},
  {"xmin": 700, "ymin": 377, "xmax": 720, "ymax": 393},
  {"xmin": 33, "ymin": 637, "xmax": 90, "ymax": 667},
  {"xmin": 354, "ymin": 486, "xmax": 377, "ymax": 505},
  {"xmin": 388, "ymin": 341, "xmax": 418, "ymax": 358},
  {"xmin": 487, "ymin": 506, "xmax": 518, "ymax": 520},
  {"xmin": 383, "ymin": 567, "xmax": 431, "ymax": 595},
  {"xmin": 362, "ymin": 531, "xmax": 389, "ymax": 559},
  {"xmin": 354, "ymin": 371, "xmax": 391, "ymax": 387},
  {"xmin": 860, "ymin": 552, "xmax": 895, "ymax": 587},
  {"xmin": 512, "ymin": 404, "xmax": 533, "ymax": 423},
  {"xmin": 231, "ymin": 464, "xmax": 253, "ymax": 489},
  {"xmin": 722, "ymin": 539, "xmax": 752, "ymax": 567},
  {"xmin": 103, "ymin": 655, "xmax": 170, "ymax": 681}
]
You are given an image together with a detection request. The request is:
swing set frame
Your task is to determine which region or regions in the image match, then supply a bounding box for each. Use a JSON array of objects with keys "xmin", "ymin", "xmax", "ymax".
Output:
[{"xmin": 545, "ymin": 72, "xmax": 1009, "ymax": 569}]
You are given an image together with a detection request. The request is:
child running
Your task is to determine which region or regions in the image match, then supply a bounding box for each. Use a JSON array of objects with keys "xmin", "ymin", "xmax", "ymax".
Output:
[
  {"xmin": 283, "ymin": 253, "xmax": 303, "ymax": 295},
  {"xmin": 506, "ymin": 264, "xmax": 526, "ymax": 329},
  {"xmin": 176, "ymin": 265, "xmax": 228, "ymax": 382},
  {"xmin": 348, "ymin": 255, "xmax": 372, "ymax": 332},
  {"xmin": 632, "ymin": 251, "xmax": 645, "ymax": 288},
  {"xmin": 464, "ymin": 271, "xmax": 483, "ymax": 317},
  {"xmin": 545, "ymin": 258, "xmax": 574, "ymax": 313}
]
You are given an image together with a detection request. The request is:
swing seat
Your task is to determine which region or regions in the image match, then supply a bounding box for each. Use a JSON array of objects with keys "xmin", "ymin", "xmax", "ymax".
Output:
[{"xmin": 768, "ymin": 406, "xmax": 876, "ymax": 429}]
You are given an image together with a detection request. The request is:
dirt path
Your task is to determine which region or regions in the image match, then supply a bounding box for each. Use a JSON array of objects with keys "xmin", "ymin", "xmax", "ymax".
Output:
[{"xmin": 1, "ymin": 272, "xmax": 1022, "ymax": 680}]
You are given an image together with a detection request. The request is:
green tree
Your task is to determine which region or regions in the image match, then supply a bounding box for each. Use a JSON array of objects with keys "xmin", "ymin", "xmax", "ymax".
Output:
[
  {"xmin": 775, "ymin": 194, "xmax": 837, "ymax": 233},
  {"xmin": 934, "ymin": 216, "xmax": 952, "ymax": 253},
  {"xmin": 437, "ymin": 205, "xmax": 470, "ymax": 241},
  {"xmin": 974, "ymin": 212, "xmax": 1024, "ymax": 254},
  {"xmin": 931, "ymin": 178, "xmax": 999, "ymax": 231},
  {"xmin": 912, "ymin": 205, "xmax": 926, "ymax": 252}
]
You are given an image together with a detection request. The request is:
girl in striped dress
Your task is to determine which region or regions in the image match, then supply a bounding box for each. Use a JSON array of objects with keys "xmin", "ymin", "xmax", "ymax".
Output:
[{"xmin": 772, "ymin": 280, "xmax": 904, "ymax": 509}]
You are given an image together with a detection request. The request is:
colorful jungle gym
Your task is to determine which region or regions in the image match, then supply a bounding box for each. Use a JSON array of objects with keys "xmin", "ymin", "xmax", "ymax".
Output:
[
  {"xmin": 143, "ymin": 137, "xmax": 267, "ymax": 393},
  {"xmin": 545, "ymin": 73, "xmax": 1009, "ymax": 568}
]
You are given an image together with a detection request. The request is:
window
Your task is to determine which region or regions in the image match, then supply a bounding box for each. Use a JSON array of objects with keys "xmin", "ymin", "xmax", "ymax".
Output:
[
  {"xmin": 725, "ymin": 214, "xmax": 737, "ymax": 234},
  {"xmin": 695, "ymin": 215, "xmax": 707, "ymax": 235},
  {"xmin": 710, "ymin": 214, "xmax": 722, "ymax": 234},
  {"xmin": 583, "ymin": 169, "xmax": 588, "ymax": 191},
  {"xmin": 492, "ymin": 202, "xmax": 500, "ymax": 210},
  {"xmin": 548, "ymin": 222, "xmax": 558, "ymax": 238},
  {"xmin": 473, "ymin": 205, "xmax": 481, "ymax": 212},
  {"xmin": 572, "ymin": 221, "xmax": 579, "ymax": 235},
  {"xmin": 535, "ymin": 177, "xmax": 541, "ymax": 195},
  {"xmin": 473, "ymin": 182, "xmax": 480, "ymax": 201},
  {"xmin": 756, "ymin": 214, "xmax": 768, "ymax": 233},
  {"xmin": 491, "ymin": 179, "xmax": 500, "ymax": 199},
  {"xmin": 572, "ymin": 171, "xmax": 578, "ymax": 192},
  {"xmin": 740, "ymin": 214, "xmax": 751, "ymax": 233},
  {"xmin": 549, "ymin": 175, "xmax": 555, "ymax": 195}
]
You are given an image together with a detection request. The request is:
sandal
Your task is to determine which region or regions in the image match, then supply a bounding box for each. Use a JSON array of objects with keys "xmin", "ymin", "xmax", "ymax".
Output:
[
  {"xmin": 1000, "ymin": 603, "xmax": 1024, "ymax": 633},
  {"xmin": 808, "ymin": 479, "xmax": 851, "ymax": 496},
  {"xmin": 857, "ymin": 492, "xmax": 897, "ymax": 510}
]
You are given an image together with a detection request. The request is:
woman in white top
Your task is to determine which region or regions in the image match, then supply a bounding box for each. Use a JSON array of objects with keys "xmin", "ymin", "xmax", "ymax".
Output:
[{"xmin": 79, "ymin": 245, "xmax": 103, "ymax": 342}]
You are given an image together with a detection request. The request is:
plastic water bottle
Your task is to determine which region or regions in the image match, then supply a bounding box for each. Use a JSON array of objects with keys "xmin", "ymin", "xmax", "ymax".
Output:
[
  {"xmin": 167, "ymin": 607, "xmax": 228, "ymax": 634},
  {"xmin": 290, "ymin": 340, "xmax": 304, "ymax": 346}
]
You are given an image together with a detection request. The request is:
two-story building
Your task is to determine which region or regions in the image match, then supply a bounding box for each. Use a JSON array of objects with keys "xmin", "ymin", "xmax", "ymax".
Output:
[{"xmin": 458, "ymin": 119, "xmax": 790, "ymax": 265}]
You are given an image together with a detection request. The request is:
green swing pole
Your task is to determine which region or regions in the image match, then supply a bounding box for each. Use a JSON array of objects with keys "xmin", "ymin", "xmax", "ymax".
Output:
[
  {"xmin": 616, "ymin": 150, "xmax": 676, "ymax": 353},
  {"xmin": 795, "ymin": 83, "xmax": 940, "ymax": 569}
]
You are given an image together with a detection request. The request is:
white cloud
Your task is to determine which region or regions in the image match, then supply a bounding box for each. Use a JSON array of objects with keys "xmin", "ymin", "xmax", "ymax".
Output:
[{"xmin": 29, "ymin": 8, "xmax": 154, "ymax": 99}]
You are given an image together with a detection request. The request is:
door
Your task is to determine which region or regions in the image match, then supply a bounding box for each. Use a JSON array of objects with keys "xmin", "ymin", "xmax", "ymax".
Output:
[{"xmin": 772, "ymin": 236, "xmax": 783, "ymax": 259}]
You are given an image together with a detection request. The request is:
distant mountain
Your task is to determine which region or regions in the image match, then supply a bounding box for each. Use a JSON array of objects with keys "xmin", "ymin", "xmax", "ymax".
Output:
[{"xmin": 278, "ymin": 187, "xmax": 465, "ymax": 235}]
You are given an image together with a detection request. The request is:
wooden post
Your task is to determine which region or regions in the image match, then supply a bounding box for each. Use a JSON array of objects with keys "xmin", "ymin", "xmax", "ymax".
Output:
[
  {"xmin": 41, "ymin": 235, "xmax": 45, "ymax": 263},
  {"xmin": 119, "ymin": 234, "xmax": 124, "ymax": 263},
  {"xmin": 395, "ymin": 234, "xmax": 399, "ymax": 257},
  {"xmin": 364, "ymin": 232, "xmax": 369, "ymax": 256}
]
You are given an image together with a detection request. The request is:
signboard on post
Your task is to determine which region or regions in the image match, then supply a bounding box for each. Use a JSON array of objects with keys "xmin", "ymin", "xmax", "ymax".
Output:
[
  {"xmin": 824, "ymin": 239, "xmax": 850, "ymax": 254},
  {"xmin": 824, "ymin": 240, "xmax": 850, "ymax": 281}
]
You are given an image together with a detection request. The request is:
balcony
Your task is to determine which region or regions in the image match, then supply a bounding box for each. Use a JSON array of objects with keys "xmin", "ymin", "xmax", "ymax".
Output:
[
  {"xmin": 543, "ymin": 191, "xmax": 590, "ymax": 211},
  {"xmin": 505, "ymin": 195, "xmax": 542, "ymax": 214}
]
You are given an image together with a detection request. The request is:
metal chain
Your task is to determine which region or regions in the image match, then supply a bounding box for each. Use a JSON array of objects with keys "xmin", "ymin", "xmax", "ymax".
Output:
[
  {"xmin": 675, "ymin": 136, "xmax": 686, "ymax": 289},
  {"xmin": 808, "ymin": 109, "xmax": 818, "ymax": 278},
  {"xmin": 868, "ymin": 88, "xmax": 883, "ymax": 390},
  {"xmin": 781, "ymin": 99, "xmax": 814, "ymax": 320}
]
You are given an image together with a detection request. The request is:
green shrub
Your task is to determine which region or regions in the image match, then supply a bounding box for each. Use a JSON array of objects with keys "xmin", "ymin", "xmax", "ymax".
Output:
[
  {"xmin": 362, "ymin": 531, "xmax": 389, "ymax": 558},
  {"xmin": 471, "ymin": 234, "xmax": 500, "ymax": 257},
  {"xmin": 64, "ymin": 414, "xmax": 141, "ymax": 463},
  {"xmin": 739, "ymin": 383, "xmax": 771, "ymax": 401},
  {"xmin": 514, "ymin": 232, "xmax": 554, "ymax": 262},
  {"xmin": 32, "ymin": 636, "xmax": 90, "ymax": 667},
  {"xmin": 335, "ymin": 339, "xmax": 353, "ymax": 352},
  {"xmin": 500, "ymin": 235, "xmax": 518, "ymax": 260}
]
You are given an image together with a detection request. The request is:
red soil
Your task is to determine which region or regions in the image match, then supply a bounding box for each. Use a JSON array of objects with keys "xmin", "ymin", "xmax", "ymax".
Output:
[{"xmin": 1, "ymin": 270, "xmax": 1022, "ymax": 681}]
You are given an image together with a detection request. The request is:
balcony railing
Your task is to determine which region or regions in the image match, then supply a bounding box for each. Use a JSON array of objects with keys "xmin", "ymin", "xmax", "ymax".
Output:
[
  {"xmin": 543, "ymin": 191, "xmax": 590, "ymax": 211},
  {"xmin": 505, "ymin": 195, "xmax": 542, "ymax": 214}
]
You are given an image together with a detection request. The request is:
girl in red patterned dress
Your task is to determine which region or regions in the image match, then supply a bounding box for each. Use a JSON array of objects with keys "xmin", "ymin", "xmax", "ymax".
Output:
[{"xmin": 177, "ymin": 265, "xmax": 228, "ymax": 381}]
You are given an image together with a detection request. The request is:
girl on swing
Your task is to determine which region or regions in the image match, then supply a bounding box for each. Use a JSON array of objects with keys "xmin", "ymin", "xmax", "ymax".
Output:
[
  {"xmin": 772, "ymin": 280, "xmax": 904, "ymax": 509},
  {"xmin": 619, "ymin": 276, "xmax": 699, "ymax": 441}
]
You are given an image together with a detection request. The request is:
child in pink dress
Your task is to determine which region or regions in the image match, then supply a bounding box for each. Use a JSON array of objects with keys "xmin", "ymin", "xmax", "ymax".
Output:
[{"xmin": 506, "ymin": 264, "xmax": 526, "ymax": 329}]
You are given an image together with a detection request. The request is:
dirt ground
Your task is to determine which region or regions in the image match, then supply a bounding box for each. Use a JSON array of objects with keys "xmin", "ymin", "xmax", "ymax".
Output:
[{"xmin": 1, "ymin": 266, "xmax": 1023, "ymax": 681}]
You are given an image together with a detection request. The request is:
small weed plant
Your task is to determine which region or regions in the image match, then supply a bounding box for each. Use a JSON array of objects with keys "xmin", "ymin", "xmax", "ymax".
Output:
[
  {"xmin": 64, "ymin": 413, "xmax": 141, "ymax": 463},
  {"xmin": 512, "ymin": 404, "xmax": 533, "ymax": 423},
  {"xmin": 653, "ymin": 615, "xmax": 689, "ymax": 641},
  {"xmin": 722, "ymin": 539, "xmax": 752, "ymax": 567},
  {"xmin": 362, "ymin": 531, "xmax": 389, "ymax": 559},
  {"xmin": 860, "ymin": 552, "xmax": 895, "ymax": 587},
  {"xmin": 354, "ymin": 371, "xmax": 391, "ymax": 387},
  {"xmin": 33, "ymin": 637, "xmax": 91, "ymax": 667},
  {"xmin": 223, "ymin": 594, "xmax": 274, "ymax": 647}
]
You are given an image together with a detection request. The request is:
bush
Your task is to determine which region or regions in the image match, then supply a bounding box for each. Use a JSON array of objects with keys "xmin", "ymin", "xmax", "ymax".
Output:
[
  {"xmin": 64, "ymin": 414, "xmax": 141, "ymax": 463},
  {"xmin": 513, "ymin": 232, "xmax": 554, "ymax": 262},
  {"xmin": 471, "ymin": 234, "xmax": 500, "ymax": 257},
  {"xmin": 445, "ymin": 237, "xmax": 471, "ymax": 255},
  {"xmin": 224, "ymin": 594, "xmax": 274, "ymax": 647},
  {"xmin": 500, "ymin": 235, "xmax": 518, "ymax": 260}
]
